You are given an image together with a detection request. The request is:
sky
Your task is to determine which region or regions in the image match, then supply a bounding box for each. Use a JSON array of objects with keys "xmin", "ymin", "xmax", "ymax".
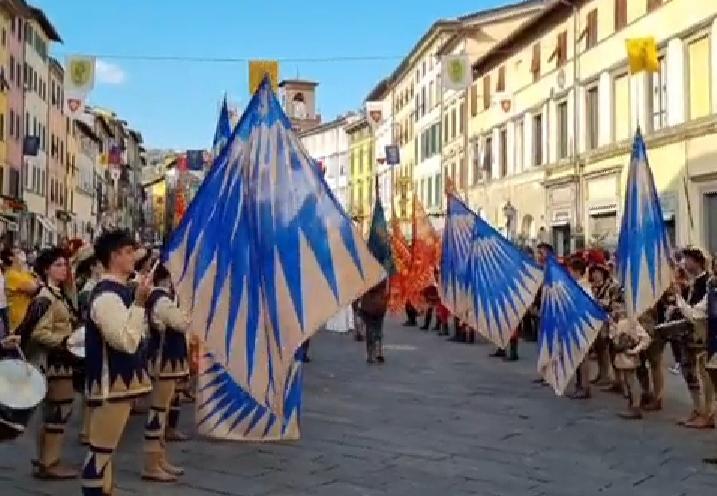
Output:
[{"xmin": 34, "ymin": 0, "xmax": 514, "ymax": 150}]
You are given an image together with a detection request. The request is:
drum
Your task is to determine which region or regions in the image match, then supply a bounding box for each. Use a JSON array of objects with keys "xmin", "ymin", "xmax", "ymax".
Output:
[
  {"xmin": 655, "ymin": 319, "xmax": 692, "ymax": 341},
  {"xmin": 0, "ymin": 356, "xmax": 46, "ymax": 441}
]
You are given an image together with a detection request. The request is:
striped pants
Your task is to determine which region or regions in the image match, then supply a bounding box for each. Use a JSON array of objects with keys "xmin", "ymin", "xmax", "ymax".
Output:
[
  {"xmin": 144, "ymin": 379, "xmax": 176, "ymax": 453},
  {"xmin": 81, "ymin": 400, "xmax": 132, "ymax": 495},
  {"xmin": 38, "ymin": 377, "xmax": 74, "ymax": 469}
]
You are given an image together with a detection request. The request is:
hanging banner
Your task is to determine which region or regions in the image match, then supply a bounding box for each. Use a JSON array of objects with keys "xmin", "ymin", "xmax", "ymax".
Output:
[
  {"xmin": 365, "ymin": 101, "xmax": 383, "ymax": 131},
  {"xmin": 248, "ymin": 60, "xmax": 279, "ymax": 94},
  {"xmin": 441, "ymin": 54, "xmax": 471, "ymax": 91},
  {"xmin": 64, "ymin": 55, "xmax": 96, "ymax": 117}
]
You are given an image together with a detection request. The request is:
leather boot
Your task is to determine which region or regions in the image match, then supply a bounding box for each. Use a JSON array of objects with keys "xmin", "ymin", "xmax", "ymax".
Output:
[
  {"xmin": 34, "ymin": 462, "xmax": 78, "ymax": 480},
  {"xmin": 160, "ymin": 452, "xmax": 184, "ymax": 476},
  {"xmin": 142, "ymin": 453, "xmax": 177, "ymax": 482}
]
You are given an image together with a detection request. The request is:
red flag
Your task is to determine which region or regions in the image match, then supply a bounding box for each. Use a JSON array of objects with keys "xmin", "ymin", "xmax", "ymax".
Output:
[
  {"xmin": 387, "ymin": 217, "xmax": 412, "ymax": 313},
  {"xmin": 405, "ymin": 196, "xmax": 441, "ymax": 311}
]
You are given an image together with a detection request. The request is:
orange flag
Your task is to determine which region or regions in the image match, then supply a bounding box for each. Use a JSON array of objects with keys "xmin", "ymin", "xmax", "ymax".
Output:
[
  {"xmin": 406, "ymin": 196, "xmax": 441, "ymax": 311},
  {"xmin": 388, "ymin": 216, "xmax": 412, "ymax": 312}
]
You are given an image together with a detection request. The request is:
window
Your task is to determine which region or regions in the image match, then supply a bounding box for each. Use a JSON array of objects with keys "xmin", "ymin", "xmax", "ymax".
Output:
[
  {"xmin": 484, "ymin": 136, "xmax": 493, "ymax": 173},
  {"xmin": 15, "ymin": 62, "xmax": 20, "ymax": 86},
  {"xmin": 648, "ymin": 56, "xmax": 667, "ymax": 132},
  {"xmin": 450, "ymin": 108, "xmax": 457, "ymax": 140},
  {"xmin": 470, "ymin": 84, "xmax": 478, "ymax": 117},
  {"xmin": 533, "ymin": 113, "xmax": 543, "ymax": 166},
  {"xmin": 557, "ymin": 101, "xmax": 568, "ymax": 159},
  {"xmin": 8, "ymin": 56, "xmax": 13, "ymax": 83},
  {"xmin": 443, "ymin": 114, "xmax": 449, "ymax": 142},
  {"xmin": 472, "ymin": 140, "xmax": 481, "ymax": 185},
  {"xmin": 497, "ymin": 66, "xmax": 506, "ymax": 92},
  {"xmin": 586, "ymin": 86, "xmax": 599, "ymax": 150},
  {"xmin": 435, "ymin": 174, "xmax": 441, "ymax": 208},
  {"xmin": 483, "ymin": 75, "xmax": 491, "ymax": 110},
  {"xmin": 586, "ymin": 10, "xmax": 598, "ymax": 50},
  {"xmin": 9, "ymin": 110, "xmax": 13, "ymax": 138},
  {"xmin": 459, "ymin": 102, "xmax": 464, "ymax": 135},
  {"xmin": 647, "ymin": 0, "xmax": 662, "ymax": 12},
  {"xmin": 531, "ymin": 43, "xmax": 541, "ymax": 82},
  {"xmin": 51, "ymin": 80, "xmax": 56, "ymax": 105},
  {"xmin": 499, "ymin": 128, "xmax": 507, "ymax": 178},
  {"xmin": 556, "ymin": 31, "xmax": 568, "ymax": 67},
  {"xmin": 688, "ymin": 36, "xmax": 711, "ymax": 121},
  {"xmin": 428, "ymin": 81, "xmax": 434, "ymax": 109},
  {"xmin": 515, "ymin": 119, "xmax": 524, "ymax": 172},
  {"xmin": 24, "ymin": 112, "xmax": 29, "ymax": 137},
  {"xmin": 2, "ymin": 27, "xmax": 6, "ymax": 47},
  {"xmin": 0, "ymin": 113, "xmax": 4, "ymax": 141},
  {"xmin": 613, "ymin": 73, "xmax": 630, "ymax": 141},
  {"xmin": 427, "ymin": 176, "xmax": 433, "ymax": 207},
  {"xmin": 615, "ymin": 0, "xmax": 627, "ymax": 31},
  {"xmin": 421, "ymin": 86, "xmax": 426, "ymax": 117},
  {"xmin": 358, "ymin": 147, "xmax": 363, "ymax": 173}
]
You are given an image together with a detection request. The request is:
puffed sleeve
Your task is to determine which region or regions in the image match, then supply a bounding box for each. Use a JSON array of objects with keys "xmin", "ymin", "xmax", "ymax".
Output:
[
  {"xmin": 152, "ymin": 295, "xmax": 190, "ymax": 333},
  {"xmin": 90, "ymin": 292, "xmax": 145, "ymax": 354}
]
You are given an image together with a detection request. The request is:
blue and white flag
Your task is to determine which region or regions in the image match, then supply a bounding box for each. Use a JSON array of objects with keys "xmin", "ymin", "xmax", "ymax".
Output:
[
  {"xmin": 163, "ymin": 77, "xmax": 385, "ymax": 441},
  {"xmin": 440, "ymin": 195, "xmax": 478, "ymax": 323},
  {"xmin": 212, "ymin": 95, "xmax": 232, "ymax": 157},
  {"xmin": 616, "ymin": 129, "xmax": 672, "ymax": 317},
  {"xmin": 467, "ymin": 209, "xmax": 543, "ymax": 348},
  {"xmin": 538, "ymin": 256, "xmax": 607, "ymax": 395}
]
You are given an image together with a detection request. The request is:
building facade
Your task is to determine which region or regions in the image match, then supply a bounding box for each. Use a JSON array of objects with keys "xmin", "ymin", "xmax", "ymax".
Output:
[
  {"xmin": 468, "ymin": 0, "xmax": 717, "ymax": 255},
  {"xmin": 299, "ymin": 113, "xmax": 355, "ymax": 210},
  {"xmin": 22, "ymin": 8, "xmax": 60, "ymax": 245},
  {"xmin": 346, "ymin": 117, "xmax": 374, "ymax": 235},
  {"xmin": 47, "ymin": 57, "xmax": 65, "ymax": 241},
  {"xmin": 74, "ymin": 118, "xmax": 98, "ymax": 241}
]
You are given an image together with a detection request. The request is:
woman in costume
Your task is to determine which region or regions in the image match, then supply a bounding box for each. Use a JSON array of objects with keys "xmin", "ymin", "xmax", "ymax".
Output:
[
  {"xmin": 22, "ymin": 248, "xmax": 81, "ymax": 479},
  {"xmin": 2, "ymin": 247, "xmax": 39, "ymax": 333}
]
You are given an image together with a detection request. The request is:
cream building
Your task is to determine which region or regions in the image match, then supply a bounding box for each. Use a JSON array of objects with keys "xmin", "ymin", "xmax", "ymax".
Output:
[
  {"xmin": 469, "ymin": 0, "xmax": 717, "ymax": 255},
  {"xmin": 298, "ymin": 112, "xmax": 357, "ymax": 211},
  {"xmin": 22, "ymin": 7, "xmax": 60, "ymax": 245}
]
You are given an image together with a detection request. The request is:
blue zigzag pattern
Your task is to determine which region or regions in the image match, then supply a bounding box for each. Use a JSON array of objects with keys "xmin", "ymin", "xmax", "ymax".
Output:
[
  {"xmin": 538, "ymin": 256, "xmax": 607, "ymax": 395},
  {"xmin": 162, "ymin": 77, "xmax": 385, "ymax": 440},
  {"xmin": 616, "ymin": 129, "xmax": 672, "ymax": 317}
]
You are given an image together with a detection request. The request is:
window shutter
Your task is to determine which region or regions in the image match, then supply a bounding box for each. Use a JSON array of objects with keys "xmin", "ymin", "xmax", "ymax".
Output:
[
  {"xmin": 587, "ymin": 10, "xmax": 598, "ymax": 48},
  {"xmin": 647, "ymin": 0, "xmax": 662, "ymax": 12},
  {"xmin": 531, "ymin": 43, "xmax": 541, "ymax": 80},
  {"xmin": 497, "ymin": 66, "xmax": 506, "ymax": 92},
  {"xmin": 615, "ymin": 0, "xmax": 627, "ymax": 30},
  {"xmin": 558, "ymin": 31, "xmax": 568, "ymax": 66},
  {"xmin": 483, "ymin": 75, "xmax": 491, "ymax": 110},
  {"xmin": 470, "ymin": 84, "xmax": 478, "ymax": 117}
]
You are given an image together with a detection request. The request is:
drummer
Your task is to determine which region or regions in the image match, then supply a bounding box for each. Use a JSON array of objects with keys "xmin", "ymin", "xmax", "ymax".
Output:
[
  {"xmin": 143, "ymin": 263, "xmax": 190, "ymax": 481},
  {"xmin": 22, "ymin": 247, "xmax": 80, "ymax": 479}
]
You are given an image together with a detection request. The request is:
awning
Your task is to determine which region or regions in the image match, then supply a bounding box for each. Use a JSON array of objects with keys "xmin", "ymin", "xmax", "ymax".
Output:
[
  {"xmin": 37, "ymin": 215, "xmax": 56, "ymax": 233},
  {"xmin": 0, "ymin": 214, "xmax": 18, "ymax": 231}
]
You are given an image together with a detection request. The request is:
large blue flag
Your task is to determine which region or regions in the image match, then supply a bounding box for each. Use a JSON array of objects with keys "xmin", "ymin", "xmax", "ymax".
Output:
[
  {"xmin": 163, "ymin": 77, "xmax": 385, "ymax": 441},
  {"xmin": 367, "ymin": 191, "xmax": 395, "ymax": 277},
  {"xmin": 538, "ymin": 256, "xmax": 607, "ymax": 395},
  {"xmin": 440, "ymin": 195, "xmax": 478, "ymax": 323},
  {"xmin": 616, "ymin": 129, "xmax": 672, "ymax": 317},
  {"xmin": 212, "ymin": 95, "xmax": 232, "ymax": 157},
  {"xmin": 439, "ymin": 194, "xmax": 541, "ymax": 347},
  {"xmin": 467, "ymin": 207, "xmax": 542, "ymax": 348}
]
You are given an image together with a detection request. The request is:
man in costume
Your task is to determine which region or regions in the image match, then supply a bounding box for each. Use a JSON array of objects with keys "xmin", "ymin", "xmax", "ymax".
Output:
[
  {"xmin": 143, "ymin": 263, "xmax": 189, "ymax": 481},
  {"xmin": 81, "ymin": 230, "xmax": 152, "ymax": 496},
  {"xmin": 675, "ymin": 247, "xmax": 712, "ymax": 429}
]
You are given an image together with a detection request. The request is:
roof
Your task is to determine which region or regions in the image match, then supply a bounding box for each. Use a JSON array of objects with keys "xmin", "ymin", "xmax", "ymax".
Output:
[
  {"xmin": 472, "ymin": 0, "xmax": 573, "ymax": 77},
  {"xmin": 128, "ymin": 129, "xmax": 144, "ymax": 143},
  {"xmin": 388, "ymin": 19, "xmax": 461, "ymax": 86},
  {"xmin": 0, "ymin": 0, "xmax": 28, "ymax": 17},
  {"xmin": 364, "ymin": 77, "xmax": 391, "ymax": 103},
  {"xmin": 48, "ymin": 56, "xmax": 63, "ymax": 76},
  {"xmin": 94, "ymin": 114, "xmax": 114, "ymax": 137},
  {"xmin": 437, "ymin": 0, "xmax": 544, "ymax": 57},
  {"xmin": 297, "ymin": 114, "xmax": 352, "ymax": 138},
  {"xmin": 344, "ymin": 116, "xmax": 369, "ymax": 135},
  {"xmin": 279, "ymin": 79, "xmax": 318, "ymax": 88},
  {"xmin": 28, "ymin": 6, "xmax": 62, "ymax": 42},
  {"xmin": 74, "ymin": 119, "xmax": 101, "ymax": 144}
]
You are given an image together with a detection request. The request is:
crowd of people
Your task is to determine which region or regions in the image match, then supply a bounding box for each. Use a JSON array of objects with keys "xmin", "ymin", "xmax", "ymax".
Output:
[
  {"xmin": 0, "ymin": 230, "xmax": 197, "ymax": 495},
  {"xmin": 391, "ymin": 243, "xmax": 717, "ymax": 439}
]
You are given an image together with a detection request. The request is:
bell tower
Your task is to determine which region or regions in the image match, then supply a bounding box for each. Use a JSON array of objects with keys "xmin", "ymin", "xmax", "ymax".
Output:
[{"xmin": 278, "ymin": 79, "xmax": 321, "ymax": 133}]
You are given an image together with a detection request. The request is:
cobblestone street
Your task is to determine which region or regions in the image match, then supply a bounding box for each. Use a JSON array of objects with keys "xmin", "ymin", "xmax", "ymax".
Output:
[{"xmin": 1, "ymin": 319, "xmax": 716, "ymax": 495}]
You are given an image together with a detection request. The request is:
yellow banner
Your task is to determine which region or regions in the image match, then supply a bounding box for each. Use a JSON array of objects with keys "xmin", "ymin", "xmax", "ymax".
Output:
[
  {"xmin": 248, "ymin": 60, "xmax": 279, "ymax": 94},
  {"xmin": 626, "ymin": 38, "xmax": 659, "ymax": 74}
]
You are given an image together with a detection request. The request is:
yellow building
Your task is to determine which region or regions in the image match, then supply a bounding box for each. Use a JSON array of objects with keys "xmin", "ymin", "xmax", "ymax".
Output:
[
  {"xmin": 0, "ymin": 4, "xmax": 11, "ymax": 189},
  {"xmin": 468, "ymin": 0, "xmax": 717, "ymax": 255},
  {"xmin": 346, "ymin": 116, "xmax": 374, "ymax": 235}
]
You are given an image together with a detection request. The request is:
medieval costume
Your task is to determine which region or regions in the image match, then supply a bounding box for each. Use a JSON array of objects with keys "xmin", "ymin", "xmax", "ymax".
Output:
[
  {"xmin": 81, "ymin": 275, "xmax": 151, "ymax": 495},
  {"xmin": 360, "ymin": 280, "xmax": 389, "ymax": 364},
  {"xmin": 611, "ymin": 316, "xmax": 651, "ymax": 419},
  {"xmin": 143, "ymin": 283, "xmax": 190, "ymax": 481}
]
